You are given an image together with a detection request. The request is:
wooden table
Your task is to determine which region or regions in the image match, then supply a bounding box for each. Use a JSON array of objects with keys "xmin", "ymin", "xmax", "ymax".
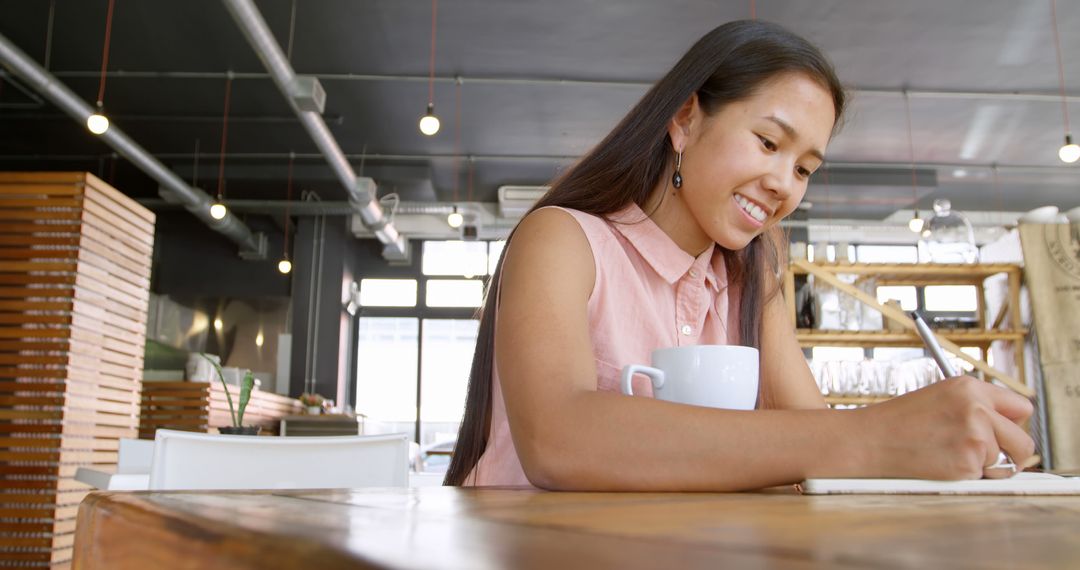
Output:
[{"xmin": 73, "ymin": 486, "xmax": 1080, "ymax": 569}]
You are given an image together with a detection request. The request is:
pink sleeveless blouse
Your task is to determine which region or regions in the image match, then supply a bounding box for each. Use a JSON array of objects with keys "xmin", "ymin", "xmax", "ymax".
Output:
[{"xmin": 464, "ymin": 203, "xmax": 741, "ymax": 486}]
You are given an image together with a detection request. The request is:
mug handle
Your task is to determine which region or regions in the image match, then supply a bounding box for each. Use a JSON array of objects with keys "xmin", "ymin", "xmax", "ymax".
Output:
[{"xmin": 620, "ymin": 365, "xmax": 665, "ymax": 396}]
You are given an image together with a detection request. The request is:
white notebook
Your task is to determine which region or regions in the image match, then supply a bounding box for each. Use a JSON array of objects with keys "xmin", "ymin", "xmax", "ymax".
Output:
[{"xmin": 798, "ymin": 472, "xmax": 1080, "ymax": 495}]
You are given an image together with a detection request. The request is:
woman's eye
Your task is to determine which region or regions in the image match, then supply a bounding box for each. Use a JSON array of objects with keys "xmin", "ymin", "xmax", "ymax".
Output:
[
  {"xmin": 796, "ymin": 166, "xmax": 812, "ymax": 178},
  {"xmin": 758, "ymin": 136, "xmax": 777, "ymax": 151}
]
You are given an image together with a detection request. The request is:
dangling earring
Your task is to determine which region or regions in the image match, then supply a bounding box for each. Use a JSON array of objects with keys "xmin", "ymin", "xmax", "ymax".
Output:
[{"xmin": 671, "ymin": 151, "xmax": 683, "ymax": 189}]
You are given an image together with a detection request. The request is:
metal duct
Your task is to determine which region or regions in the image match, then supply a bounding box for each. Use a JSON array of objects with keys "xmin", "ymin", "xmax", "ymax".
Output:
[
  {"xmin": 0, "ymin": 32, "xmax": 262, "ymax": 254},
  {"xmin": 221, "ymin": 0, "xmax": 407, "ymax": 259}
]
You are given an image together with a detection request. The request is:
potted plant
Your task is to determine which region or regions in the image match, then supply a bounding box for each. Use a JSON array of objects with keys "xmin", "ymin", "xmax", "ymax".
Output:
[
  {"xmin": 201, "ymin": 353, "xmax": 260, "ymax": 435},
  {"xmin": 298, "ymin": 392, "xmax": 324, "ymax": 415}
]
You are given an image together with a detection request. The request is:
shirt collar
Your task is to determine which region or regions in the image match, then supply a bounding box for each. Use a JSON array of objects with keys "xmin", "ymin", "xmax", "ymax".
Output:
[{"xmin": 608, "ymin": 203, "xmax": 726, "ymax": 292}]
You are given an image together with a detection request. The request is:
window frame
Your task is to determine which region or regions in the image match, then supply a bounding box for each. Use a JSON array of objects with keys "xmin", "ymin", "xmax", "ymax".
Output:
[{"xmin": 352, "ymin": 239, "xmax": 501, "ymax": 444}]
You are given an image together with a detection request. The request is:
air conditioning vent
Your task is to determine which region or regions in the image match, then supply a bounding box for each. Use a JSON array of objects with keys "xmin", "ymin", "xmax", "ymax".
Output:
[{"xmin": 497, "ymin": 185, "xmax": 549, "ymax": 218}]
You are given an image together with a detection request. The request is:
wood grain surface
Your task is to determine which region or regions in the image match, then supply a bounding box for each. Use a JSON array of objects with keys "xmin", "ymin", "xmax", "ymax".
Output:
[
  {"xmin": 73, "ymin": 486, "xmax": 1080, "ymax": 569},
  {"xmin": 0, "ymin": 172, "xmax": 154, "ymax": 565}
]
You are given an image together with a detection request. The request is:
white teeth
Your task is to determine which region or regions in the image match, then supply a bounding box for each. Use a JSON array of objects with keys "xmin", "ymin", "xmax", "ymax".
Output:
[{"xmin": 735, "ymin": 194, "xmax": 767, "ymax": 223}]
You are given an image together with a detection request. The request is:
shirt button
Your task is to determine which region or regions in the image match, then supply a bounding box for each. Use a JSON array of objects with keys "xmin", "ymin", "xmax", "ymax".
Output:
[
  {"xmin": 689, "ymin": 269, "xmax": 699, "ymax": 278},
  {"xmin": 680, "ymin": 325, "xmax": 693, "ymax": 335}
]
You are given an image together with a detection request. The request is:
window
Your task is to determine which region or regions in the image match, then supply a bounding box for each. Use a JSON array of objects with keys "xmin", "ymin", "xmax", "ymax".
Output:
[
  {"xmin": 359, "ymin": 279, "xmax": 417, "ymax": 307},
  {"xmin": 420, "ymin": 319, "xmax": 479, "ymax": 461},
  {"xmin": 355, "ymin": 318, "xmax": 418, "ymax": 436},
  {"xmin": 422, "ymin": 241, "xmax": 488, "ymax": 277},
  {"xmin": 352, "ymin": 240, "xmax": 504, "ymax": 452},
  {"xmin": 924, "ymin": 285, "xmax": 978, "ymax": 312},
  {"xmin": 876, "ymin": 286, "xmax": 918, "ymax": 311},
  {"xmin": 488, "ymin": 241, "xmax": 506, "ymax": 274},
  {"xmin": 855, "ymin": 245, "xmax": 919, "ymax": 263},
  {"xmin": 426, "ymin": 280, "xmax": 484, "ymax": 308}
]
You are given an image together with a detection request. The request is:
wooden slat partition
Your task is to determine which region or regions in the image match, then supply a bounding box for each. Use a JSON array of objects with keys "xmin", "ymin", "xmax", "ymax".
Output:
[
  {"xmin": 138, "ymin": 382, "xmax": 210, "ymax": 439},
  {"xmin": 0, "ymin": 172, "xmax": 153, "ymax": 567},
  {"xmin": 140, "ymin": 381, "xmax": 302, "ymax": 438}
]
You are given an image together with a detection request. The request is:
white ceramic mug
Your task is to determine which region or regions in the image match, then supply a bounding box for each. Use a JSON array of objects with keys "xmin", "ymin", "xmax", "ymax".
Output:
[{"xmin": 620, "ymin": 345, "xmax": 759, "ymax": 410}]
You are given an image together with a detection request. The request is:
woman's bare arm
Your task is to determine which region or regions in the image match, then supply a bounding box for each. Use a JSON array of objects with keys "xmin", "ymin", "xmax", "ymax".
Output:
[
  {"xmin": 495, "ymin": 208, "xmax": 1036, "ymax": 491},
  {"xmin": 757, "ymin": 277, "xmax": 827, "ymax": 410}
]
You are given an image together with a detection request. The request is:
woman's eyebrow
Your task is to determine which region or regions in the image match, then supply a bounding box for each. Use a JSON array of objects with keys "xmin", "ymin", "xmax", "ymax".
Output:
[{"xmin": 763, "ymin": 115, "xmax": 824, "ymax": 161}]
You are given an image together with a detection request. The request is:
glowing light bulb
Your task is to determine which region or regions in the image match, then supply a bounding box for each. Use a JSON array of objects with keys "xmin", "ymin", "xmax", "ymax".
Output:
[
  {"xmin": 213, "ymin": 318, "xmax": 223, "ymax": 331},
  {"xmin": 255, "ymin": 331, "xmax": 264, "ymax": 348},
  {"xmin": 86, "ymin": 113, "xmax": 109, "ymax": 135},
  {"xmin": 1059, "ymin": 135, "xmax": 1080, "ymax": 163},
  {"xmin": 277, "ymin": 259, "xmax": 292, "ymax": 274},
  {"xmin": 908, "ymin": 215, "xmax": 924, "ymax": 233},
  {"xmin": 209, "ymin": 202, "xmax": 227, "ymax": 220},
  {"xmin": 447, "ymin": 209, "xmax": 464, "ymax": 228},
  {"xmin": 418, "ymin": 103, "xmax": 440, "ymax": 136}
]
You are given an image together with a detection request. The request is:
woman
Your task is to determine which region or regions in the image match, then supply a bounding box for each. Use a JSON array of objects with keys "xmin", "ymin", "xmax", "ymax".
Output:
[{"xmin": 445, "ymin": 19, "xmax": 1035, "ymax": 491}]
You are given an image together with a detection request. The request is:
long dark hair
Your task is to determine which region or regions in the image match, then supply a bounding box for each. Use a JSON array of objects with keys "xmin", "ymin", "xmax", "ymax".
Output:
[{"xmin": 445, "ymin": 20, "xmax": 846, "ymax": 486}]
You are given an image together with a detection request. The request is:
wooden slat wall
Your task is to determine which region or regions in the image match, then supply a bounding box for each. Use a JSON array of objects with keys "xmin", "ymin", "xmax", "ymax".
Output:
[
  {"xmin": 140, "ymin": 382, "xmax": 302, "ymax": 438},
  {"xmin": 0, "ymin": 172, "xmax": 153, "ymax": 567}
]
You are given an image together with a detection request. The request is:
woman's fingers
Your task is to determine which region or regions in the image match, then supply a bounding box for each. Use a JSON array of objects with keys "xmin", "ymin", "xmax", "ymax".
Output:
[
  {"xmin": 982, "ymin": 407, "xmax": 1038, "ymax": 480},
  {"xmin": 981, "ymin": 380, "xmax": 1035, "ymax": 424}
]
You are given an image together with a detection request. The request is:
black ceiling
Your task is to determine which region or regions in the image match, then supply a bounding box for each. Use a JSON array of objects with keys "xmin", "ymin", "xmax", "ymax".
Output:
[{"xmin": 3, "ymin": 0, "xmax": 1080, "ymax": 223}]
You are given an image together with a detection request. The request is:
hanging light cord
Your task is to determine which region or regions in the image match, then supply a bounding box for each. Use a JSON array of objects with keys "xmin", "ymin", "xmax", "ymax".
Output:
[
  {"xmin": 1051, "ymin": 0, "xmax": 1071, "ymax": 136},
  {"xmin": 96, "ymin": 0, "xmax": 116, "ymax": 106},
  {"xmin": 903, "ymin": 90, "xmax": 919, "ymax": 213},
  {"xmin": 467, "ymin": 156, "xmax": 475, "ymax": 202},
  {"xmin": 286, "ymin": 0, "xmax": 297, "ymax": 63},
  {"xmin": 284, "ymin": 152, "xmax": 294, "ymax": 258},
  {"xmin": 44, "ymin": 0, "xmax": 56, "ymax": 70},
  {"xmin": 453, "ymin": 78, "xmax": 462, "ymax": 202},
  {"xmin": 216, "ymin": 76, "xmax": 233, "ymax": 201},
  {"xmin": 427, "ymin": 0, "xmax": 438, "ymax": 106}
]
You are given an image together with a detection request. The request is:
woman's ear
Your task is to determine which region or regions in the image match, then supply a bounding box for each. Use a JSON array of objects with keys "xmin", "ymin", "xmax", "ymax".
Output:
[{"xmin": 667, "ymin": 92, "xmax": 700, "ymax": 152}]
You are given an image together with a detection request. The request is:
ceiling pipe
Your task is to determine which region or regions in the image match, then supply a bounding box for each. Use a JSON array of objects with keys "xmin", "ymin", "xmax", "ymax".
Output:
[
  {"xmin": 136, "ymin": 198, "xmax": 461, "ymax": 217},
  {"xmin": 37, "ymin": 70, "xmax": 1080, "ymax": 105},
  {"xmin": 0, "ymin": 32, "xmax": 263, "ymax": 255},
  {"xmin": 221, "ymin": 0, "xmax": 407, "ymax": 260}
]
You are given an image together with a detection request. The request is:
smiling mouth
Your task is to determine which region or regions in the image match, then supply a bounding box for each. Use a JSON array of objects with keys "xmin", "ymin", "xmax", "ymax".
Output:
[{"xmin": 734, "ymin": 193, "xmax": 769, "ymax": 223}]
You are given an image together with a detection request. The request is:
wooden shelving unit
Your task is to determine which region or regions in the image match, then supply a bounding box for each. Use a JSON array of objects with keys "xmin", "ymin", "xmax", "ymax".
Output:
[
  {"xmin": 785, "ymin": 260, "xmax": 1032, "ymax": 406},
  {"xmin": 795, "ymin": 329, "xmax": 1027, "ymax": 347}
]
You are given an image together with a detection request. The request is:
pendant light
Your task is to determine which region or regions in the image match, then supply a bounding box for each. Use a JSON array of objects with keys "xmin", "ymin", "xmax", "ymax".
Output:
[
  {"xmin": 418, "ymin": 0, "xmax": 440, "ymax": 136},
  {"xmin": 903, "ymin": 91, "xmax": 924, "ymax": 233},
  {"xmin": 211, "ymin": 75, "xmax": 233, "ymax": 220},
  {"xmin": 1050, "ymin": 0, "xmax": 1079, "ymax": 163},
  {"xmin": 278, "ymin": 153, "xmax": 295, "ymax": 274},
  {"xmin": 87, "ymin": 0, "xmax": 116, "ymax": 135},
  {"xmin": 447, "ymin": 206, "xmax": 464, "ymax": 228},
  {"xmin": 447, "ymin": 78, "xmax": 463, "ymax": 228}
]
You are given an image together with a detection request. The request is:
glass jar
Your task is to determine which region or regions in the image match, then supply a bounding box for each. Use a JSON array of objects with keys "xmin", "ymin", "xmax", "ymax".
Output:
[{"xmin": 919, "ymin": 199, "xmax": 978, "ymax": 263}]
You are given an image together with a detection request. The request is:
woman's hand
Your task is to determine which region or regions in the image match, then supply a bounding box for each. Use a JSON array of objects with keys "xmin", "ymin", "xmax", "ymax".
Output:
[{"xmin": 856, "ymin": 376, "xmax": 1036, "ymax": 480}]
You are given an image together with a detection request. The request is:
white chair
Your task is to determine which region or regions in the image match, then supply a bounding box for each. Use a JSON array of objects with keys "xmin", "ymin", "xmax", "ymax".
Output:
[
  {"xmin": 148, "ymin": 429, "xmax": 410, "ymax": 490},
  {"xmin": 117, "ymin": 438, "xmax": 154, "ymax": 474}
]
